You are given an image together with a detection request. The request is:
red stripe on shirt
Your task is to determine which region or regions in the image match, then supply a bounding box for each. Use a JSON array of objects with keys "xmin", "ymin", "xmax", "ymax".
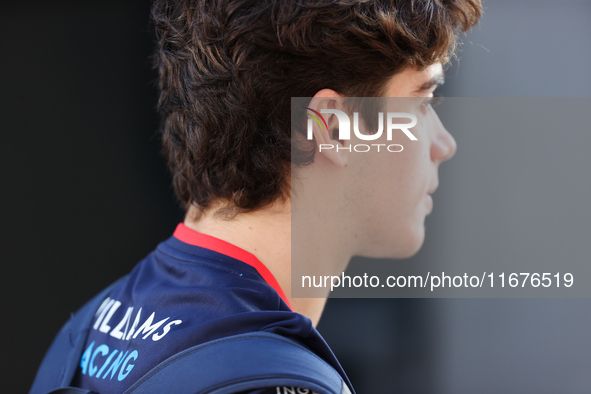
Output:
[{"xmin": 172, "ymin": 222, "xmax": 292, "ymax": 310}]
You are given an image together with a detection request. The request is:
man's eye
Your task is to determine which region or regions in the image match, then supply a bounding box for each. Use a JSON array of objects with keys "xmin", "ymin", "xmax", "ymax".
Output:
[{"xmin": 423, "ymin": 93, "xmax": 443, "ymax": 108}]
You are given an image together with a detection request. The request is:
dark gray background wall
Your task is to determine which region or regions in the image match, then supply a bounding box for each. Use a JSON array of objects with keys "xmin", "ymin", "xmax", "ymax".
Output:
[
  {"xmin": 1, "ymin": 2, "xmax": 182, "ymax": 391},
  {"xmin": 2, "ymin": 1, "xmax": 589, "ymax": 393}
]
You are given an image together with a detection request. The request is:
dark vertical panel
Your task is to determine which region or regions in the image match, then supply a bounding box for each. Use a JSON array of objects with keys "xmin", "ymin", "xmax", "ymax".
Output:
[{"xmin": 0, "ymin": 2, "xmax": 181, "ymax": 390}]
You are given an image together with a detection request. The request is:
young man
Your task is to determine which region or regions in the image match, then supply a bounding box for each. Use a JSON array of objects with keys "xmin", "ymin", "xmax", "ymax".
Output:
[{"xmin": 30, "ymin": 0, "xmax": 481, "ymax": 393}]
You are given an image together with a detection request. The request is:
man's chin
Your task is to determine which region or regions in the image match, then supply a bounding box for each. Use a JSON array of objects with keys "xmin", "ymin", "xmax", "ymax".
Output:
[
  {"xmin": 359, "ymin": 229, "xmax": 426, "ymax": 259},
  {"xmin": 394, "ymin": 241, "xmax": 424, "ymax": 259},
  {"xmin": 392, "ymin": 225, "xmax": 426, "ymax": 258}
]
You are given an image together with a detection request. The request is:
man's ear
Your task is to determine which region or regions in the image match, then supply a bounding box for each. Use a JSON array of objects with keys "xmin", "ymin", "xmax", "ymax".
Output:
[{"xmin": 306, "ymin": 89, "xmax": 351, "ymax": 168}]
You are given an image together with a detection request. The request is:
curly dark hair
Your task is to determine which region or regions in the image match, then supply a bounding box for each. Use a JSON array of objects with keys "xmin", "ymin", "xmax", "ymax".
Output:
[{"xmin": 151, "ymin": 0, "xmax": 482, "ymax": 218}]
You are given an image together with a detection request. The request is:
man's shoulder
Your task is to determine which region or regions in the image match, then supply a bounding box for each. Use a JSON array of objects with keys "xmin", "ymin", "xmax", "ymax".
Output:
[
  {"xmin": 32, "ymin": 277, "xmax": 349, "ymax": 394},
  {"xmin": 69, "ymin": 256, "xmax": 316, "ymax": 393},
  {"xmin": 32, "ymin": 234, "xmax": 352, "ymax": 394}
]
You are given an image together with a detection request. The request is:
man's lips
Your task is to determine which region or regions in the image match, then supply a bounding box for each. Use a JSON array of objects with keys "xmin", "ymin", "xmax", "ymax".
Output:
[
  {"xmin": 427, "ymin": 183, "xmax": 438, "ymax": 195},
  {"xmin": 424, "ymin": 194, "xmax": 434, "ymax": 211},
  {"xmin": 425, "ymin": 182, "xmax": 438, "ymax": 211}
]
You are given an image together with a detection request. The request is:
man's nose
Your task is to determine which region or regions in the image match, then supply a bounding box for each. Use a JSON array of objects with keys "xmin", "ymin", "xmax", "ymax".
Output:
[{"xmin": 430, "ymin": 126, "xmax": 457, "ymax": 163}]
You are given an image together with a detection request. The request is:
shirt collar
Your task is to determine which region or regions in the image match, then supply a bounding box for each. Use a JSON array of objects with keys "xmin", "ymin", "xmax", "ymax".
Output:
[{"xmin": 172, "ymin": 222, "xmax": 292, "ymax": 310}]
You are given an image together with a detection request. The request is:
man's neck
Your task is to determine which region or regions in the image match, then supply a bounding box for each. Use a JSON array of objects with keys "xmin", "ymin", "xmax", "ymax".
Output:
[{"xmin": 183, "ymin": 202, "xmax": 329, "ymax": 327}]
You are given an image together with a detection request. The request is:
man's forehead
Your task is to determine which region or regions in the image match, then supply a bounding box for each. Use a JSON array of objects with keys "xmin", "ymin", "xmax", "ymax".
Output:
[{"xmin": 383, "ymin": 63, "xmax": 444, "ymax": 97}]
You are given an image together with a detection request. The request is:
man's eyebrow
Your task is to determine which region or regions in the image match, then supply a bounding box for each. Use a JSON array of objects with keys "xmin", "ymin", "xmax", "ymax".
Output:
[{"xmin": 414, "ymin": 73, "xmax": 445, "ymax": 93}]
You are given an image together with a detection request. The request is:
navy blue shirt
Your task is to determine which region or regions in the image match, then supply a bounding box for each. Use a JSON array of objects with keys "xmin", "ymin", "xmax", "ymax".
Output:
[{"xmin": 71, "ymin": 223, "xmax": 353, "ymax": 394}]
